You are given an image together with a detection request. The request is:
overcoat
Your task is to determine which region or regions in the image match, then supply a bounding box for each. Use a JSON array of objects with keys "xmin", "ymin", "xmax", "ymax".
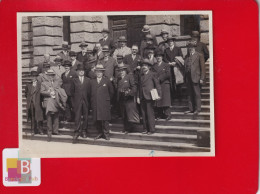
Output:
[
  {"xmin": 90, "ymin": 77, "xmax": 114, "ymax": 121},
  {"xmin": 61, "ymin": 70, "xmax": 77, "ymax": 97},
  {"xmin": 152, "ymin": 62, "xmax": 172, "ymax": 107},
  {"xmin": 57, "ymin": 51, "xmax": 71, "ymax": 63},
  {"xmin": 100, "ymin": 57, "xmax": 117, "ymax": 80},
  {"xmin": 99, "ymin": 36, "xmax": 116, "ymax": 55},
  {"xmin": 25, "ymin": 81, "xmax": 44, "ymax": 122},
  {"xmin": 76, "ymin": 51, "xmax": 89, "ymax": 63},
  {"xmin": 123, "ymin": 54, "xmax": 142, "ymax": 73},
  {"xmin": 163, "ymin": 46, "xmax": 183, "ymax": 63},
  {"xmin": 71, "ymin": 60, "xmax": 82, "ymax": 72}
]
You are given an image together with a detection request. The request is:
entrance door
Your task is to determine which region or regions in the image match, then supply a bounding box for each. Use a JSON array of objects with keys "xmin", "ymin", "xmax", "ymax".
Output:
[{"xmin": 108, "ymin": 15, "xmax": 145, "ymax": 48}]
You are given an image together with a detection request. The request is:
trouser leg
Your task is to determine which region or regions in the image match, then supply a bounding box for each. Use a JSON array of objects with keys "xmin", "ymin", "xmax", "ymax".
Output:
[
  {"xmin": 163, "ymin": 106, "xmax": 170, "ymax": 117},
  {"xmin": 140, "ymin": 100, "xmax": 148, "ymax": 131},
  {"xmin": 96, "ymin": 121, "xmax": 102, "ymax": 135},
  {"xmin": 102, "ymin": 121, "xmax": 110, "ymax": 138},
  {"xmin": 37, "ymin": 121, "xmax": 43, "ymax": 134},
  {"xmin": 146, "ymin": 100, "xmax": 155, "ymax": 132},
  {"xmin": 46, "ymin": 112, "xmax": 53, "ymax": 135},
  {"xmin": 193, "ymin": 83, "xmax": 201, "ymax": 111},
  {"xmin": 186, "ymin": 73, "xmax": 195, "ymax": 112},
  {"xmin": 82, "ymin": 102, "xmax": 89, "ymax": 134},
  {"xmin": 52, "ymin": 112, "xmax": 59, "ymax": 134},
  {"xmin": 64, "ymin": 96, "xmax": 72, "ymax": 121},
  {"xmin": 74, "ymin": 104, "xmax": 83, "ymax": 133}
]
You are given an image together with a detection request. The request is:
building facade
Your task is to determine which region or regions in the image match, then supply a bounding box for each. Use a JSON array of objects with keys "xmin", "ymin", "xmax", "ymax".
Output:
[{"xmin": 21, "ymin": 14, "xmax": 209, "ymax": 69}]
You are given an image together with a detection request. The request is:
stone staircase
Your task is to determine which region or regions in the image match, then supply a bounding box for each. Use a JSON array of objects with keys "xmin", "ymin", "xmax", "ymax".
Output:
[{"xmin": 21, "ymin": 61, "xmax": 211, "ymax": 152}]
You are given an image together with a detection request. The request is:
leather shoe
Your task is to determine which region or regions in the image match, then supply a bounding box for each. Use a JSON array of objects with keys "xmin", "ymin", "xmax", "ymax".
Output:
[
  {"xmin": 82, "ymin": 132, "xmax": 87, "ymax": 138},
  {"xmin": 193, "ymin": 110, "xmax": 200, "ymax": 116},
  {"xmin": 94, "ymin": 134, "xmax": 102, "ymax": 140},
  {"xmin": 184, "ymin": 110, "xmax": 194, "ymax": 114},
  {"xmin": 104, "ymin": 136, "xmax": 110, "ymax": 140},
  {"xmin": 147, "ymin": 132, "xmax": 154, "ymax": 135},
  {"xmin": 142, "ymin": 131, "xmax": 148, "ymax": 134},
  {"xmin": 165, "ymin": 115, "xmax": 171, "ymax": 121},
  {"xmin": 52, "ymin": 132, "xmax": 61, "ymax": 135},
  {"xmin": 73, "ymin": 133, "xmax": 80, "ymax": 144}
]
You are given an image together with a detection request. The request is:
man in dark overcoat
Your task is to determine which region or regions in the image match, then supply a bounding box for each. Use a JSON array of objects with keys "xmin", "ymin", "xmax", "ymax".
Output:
[
  {"xmin": 157, "ymin": 29, "xmax": 169, "ymax": 53},
  {"xmin": 90, "ymin": 64, "xmax": 114, "ymax": 140},
  {"xmin": 70, "ymin": 51, "xmax": 82, "ymax": 72},
  {"xmin": 76, "ymin": 41, "xmax": 89, "ymax": 64},
  {"xmin": 61, "ymin": 60, "xmax": 77, "ymax": 122},
  {"xmin": 99, "ymin": 28, "xmax": 116, "ymax": 56},
  {"xmin": 84, "ymin": 55, "xmax": 97, "ymax": 79},
  {"xmin": 71, "ymin": 64, "xmax": 91, "ymax": 143},
  {"xmin": 190, "ymin": 31, "xmax": 209, "ymax": 62},
  {"xmin": 184, "ymin": 41, "xmax": 206, "ymax": 116},
  {"xmin": 137, "ymin": 59, "xmax": 161, "ymax": 135},
  {"xmin": 116, "ymin": 64, "xmax": 137, "ymax": 133},
  {"xmin": 152, "ymin": 51, "xmax": 172, "ymax": 120},
  {"xmin": 164, "ymin": 36, "xmax": 184, "ymax": 101},
  {"xmin": 25, "ymin": 66, "xmax": 44, "ymax": 136}
]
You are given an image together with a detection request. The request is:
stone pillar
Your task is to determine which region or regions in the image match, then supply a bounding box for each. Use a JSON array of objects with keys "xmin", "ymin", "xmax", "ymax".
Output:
[
  {"xmin": 31, "ymin": 16, "xmax": 63, "ymax": 65},
  {"xmin": 22, "ymin": 16, "xmax": 33, "ymax": 68},
  {"xmin": 69, "ymin": 16, "xmax": 107, "ymax": 52},
  {"xmin": 199, "ymin": 15, "xmax": 209, "ymax": 46}
]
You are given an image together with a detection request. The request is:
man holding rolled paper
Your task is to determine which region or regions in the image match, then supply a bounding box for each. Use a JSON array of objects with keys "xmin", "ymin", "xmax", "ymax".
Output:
[{"xmin": 137, "ymin": 59, "xmax": 161, "ymax": 135}]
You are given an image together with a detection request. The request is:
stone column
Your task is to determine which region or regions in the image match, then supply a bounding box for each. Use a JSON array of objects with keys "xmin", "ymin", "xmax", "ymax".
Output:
[
  {"xmin": 31, "ymin": 16, "xmax": 63, "ymax": 65},
  {"xmin": 22, "ymin": 16, "xmax": 33, "ymax": 68},
  {"xmin": 200, "ymin": 15, "xmax": 209, "ymax": 46},
  {"xmin": 69, "ymin": 16, "xmax": 107, "ymax": 52}
]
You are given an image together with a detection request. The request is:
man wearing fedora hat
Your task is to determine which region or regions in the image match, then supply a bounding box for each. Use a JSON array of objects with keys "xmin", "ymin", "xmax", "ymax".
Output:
[
  {"xmin": 71, "ymin": 63, "xmax": 91, "ymax": 142},
  {"xmin": 51, "ymin": 55, "xmax": 66, "ymax": 78},
  {"xmin": 116, "ymin": 64, "xmax": 137, "ymax": 133},
  {"xmin": 153, "ymin": 51, "xmax": 172, "ymax": 120},
  {"xmin": 76, "ymin": 41, "xmax": 89, "ymax": 64},
  {"xmin": 90, "ymin": 64, "xmax": 114, "ymax": 140},
  {"xmin": 158, "ymin": 29, "xmax": 169, "ymax": 53},
  {"xmin": 57, "ymin": 41, "xmax": 71, "ymax": 63},
  {"xmin": 99, "ymin": 28, "xmax": 116, "ymax": 56},
  {"xmin": 41, "ymin": 69, "xmax": 66, "ymax": 141},
  {"xmin": 164, "ymin": 35, "xmax": 184, "ymax": 101},
  {"xmin": 113, "ymin": 36, "xmax": 131, "ymax": 59},
  {"xmin": 70, "ymin": 51, "xmax": 82, "ymax": 72},
  {"xmin": 140, "ymin": 25, "xmax": 157, "ymax": 58},
  {"xmin": 100, "ymin": 45, "xmax": 117, "ymax": 81},
  {"xmin": 184, "ymin": 40, "xmax": 205, "ymax": 116},
  {"xmin": 25, "ymin": 66, "xmax": 44, "ymax": 136},
  {"xmin": 137, "ymin": 59, "xmax": 161, "ymax": 135},
  {"xmin": 189, "ymin": 31, "xmax": 209, "ymax": 62},
  {"xmin": 61, "ymin": 60, "xmax": 77, "ymax": 122}
]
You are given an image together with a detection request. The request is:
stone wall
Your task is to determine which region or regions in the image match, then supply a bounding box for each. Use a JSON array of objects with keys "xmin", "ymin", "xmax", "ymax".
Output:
[
  {"xmin": 31, "ymin": 16, "xmax": 63, "ymax": 65},
  {"xmin": 22, "ymin": 16, "xmax": 33, "ymax": 69},
  {"xmin": 70, "ymin": 16, "xmax": 108, "ymax": 52},
  {"xmin": 200, "ymin": 15, "xmax": 209, "ymax": 46}
]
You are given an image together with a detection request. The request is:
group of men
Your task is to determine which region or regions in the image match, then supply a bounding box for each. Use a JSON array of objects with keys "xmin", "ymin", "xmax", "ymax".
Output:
[{"xmin": 25, "ymin": 24, "xmax": 209, "ymax": 143}]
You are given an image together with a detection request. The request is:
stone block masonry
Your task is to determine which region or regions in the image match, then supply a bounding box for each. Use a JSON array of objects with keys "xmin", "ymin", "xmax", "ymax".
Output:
[{"xmin": 22, "ymin": 16, "xmax": 33, "ymax": 68}]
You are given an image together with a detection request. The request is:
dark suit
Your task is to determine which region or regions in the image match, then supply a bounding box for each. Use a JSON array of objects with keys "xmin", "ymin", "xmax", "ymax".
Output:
[
  {"xmin": 71, "ymin": 76, "xmax": 91, "ymax": 134},
  {"xmin": 187, "ymin": 42, "xmax": 209, "ymax": 62},
  {"xmin": 152, "ymin": 61, "xmax": 172, "ymax": 118},
  {"xmin": 71, "ymin": 60, "xmax": 82, "ymax": 72},
  {"xmin": 138, "ymin": 71, "xmax": 161, "ymax": 133},
  {"xmin": 116, "ymin": 74, "xmax": 137, "ymax": 131},
  {"xmin": 99, "ymin": 37, "xmax": 116, "ymax": 56},
  {"xmin": 123, "ymin": 54, "xmax": 142, "ymax": 73},
  {"xmin": 90, "ymin": 77, "xmax": 114, "ymax": 138},
  {"xmin": 164, "ymin": 46, "xmax": 183, "ymax": 100},
  {"xmin": 100, "ymin": 57, "xmax": 117, "ymax": 80},
  {"xmin": 57, "ymin": 51, "xmax": 71, "ymax": 64},
  {"xmin": 61, "ymin": 70, "xmax": 77, "ymax": 121},
  {"xmin": 25, "ymin": 80, "xmax": 44, "ymax": 134},
  {"xmin": 184, "ymin": 51, "xmax": 205, "ymax": 112},
  {"xmin": 76, "ymin": 51, "xmax": 89, "ymax": 64}
]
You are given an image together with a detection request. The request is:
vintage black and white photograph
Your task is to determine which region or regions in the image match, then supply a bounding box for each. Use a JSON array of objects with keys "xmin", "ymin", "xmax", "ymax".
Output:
[{"xmin": 18, "ymin": 11, "xmax": 214, "ymax": 157}]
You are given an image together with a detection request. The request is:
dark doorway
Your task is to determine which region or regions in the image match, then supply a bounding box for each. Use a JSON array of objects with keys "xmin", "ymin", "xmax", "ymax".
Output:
[
  {"xmin": 108, "ymin": 15, "xmax": 145, "ymax": 48},
  {"xmin": 180, "ymin": 15, "xmax": 201, "ymax": 36},
  {"xmin": 63, "ymin": 16, "xmax": 71, "ymax": 44}
]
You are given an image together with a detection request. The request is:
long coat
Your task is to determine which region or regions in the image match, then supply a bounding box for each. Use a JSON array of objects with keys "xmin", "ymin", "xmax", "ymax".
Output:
[
  {"xmin": 70, "ymin": 76, "xmax": 91, "ymax": 111},
  {"xmin": 152, "ymin": 62, "xmax": 172, "ymax": 107},
  {"xmin": 76, "ymin": 51, "xmax": 89, "ymax": 64},
  {"xmin": 25, "ymin": 81, "xmax": 44, "ymax": 122},
  {"xmin": 61, "ymin": 70, "xmax": 77, "ymax": 97},
  {"xmin": 100, "ymin": 57, "xmax": 117, "ymax": 80},
  {"xmin": 184, "ymin": 51, "xmax": 206, "ymax": 83},
  {"xmin": 90, "ymin": 77, "xmax": 114, "ymax": 121},
  {"xmin": 138, "ymin": 71, "xmax": 162, "ymax": 101},
  {"xmin": 116, "ymin": 74, "xmax": 136, "ymax": 101},
  {"xmin": 164, "ymin": 46, "xmax": 183, "ymax": 63}
]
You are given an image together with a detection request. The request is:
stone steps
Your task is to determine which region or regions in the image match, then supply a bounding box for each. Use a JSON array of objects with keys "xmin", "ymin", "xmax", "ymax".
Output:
[{"xmin": 22, "ymin": 132, "xmax": 210, "ymax": 152}]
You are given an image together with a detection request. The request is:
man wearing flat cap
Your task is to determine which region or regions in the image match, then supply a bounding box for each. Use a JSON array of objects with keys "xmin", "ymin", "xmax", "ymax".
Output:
[
  {"xmin": 70, "ymin": 51, "xmax": 82, "ymax": 72},
  {"xmin": 100, "ymin": 45, "xmax": 117, "ymax": 81},
  {"xmin": 25, "ymin": 66, "xmax": 44, "ymax": 136},
  {"xmin": 164, "ymin": 35, "xmax": 184, "ymax": 101},
  {"xmin": 99, "ymin": 28, "xmax": 116, "ymax": 56},
  {"xmin": 113, "ymin": 36, "xmax": 131, "ymax": 59},
  {"xmin": 189, "ymin": 31, "xmax": 209, "ymax": 62},
  {"xmin": 71, "ymin": 63, "xmax": 91, "ymax": 143},
  {"xmin": 137, "ymin": 59, "xmax": 161, "ymax": 135},
  {"xmin": 184, "ymin": 40, "xmax": 205, "ymax": 116},
  {"xmin": 90, "ymin": 64, "xmax": 114, "ymax": 140},
  {"xmin": 57, "ymin": 41, "xmax": 71, "ymax": 63},
  {"xmin": 140, "ymin": 25, "xmax": 158, "ymax": 58},
  {"xmin": 76, "ymin": 41, "xmax": 89, "ymax": 64},
  {"xmin": 61, "ymin": 60, "xmax": 77, "ymax": 122}
]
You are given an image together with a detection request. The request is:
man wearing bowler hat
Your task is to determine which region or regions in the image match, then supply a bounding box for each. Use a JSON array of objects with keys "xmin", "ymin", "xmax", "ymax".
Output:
[
  {"xmin": 100, "ymin": 45, "xmax": 117, "ymax": 81},
  {"xmin": 90, "ymin": 64, "xmax": 114, "ymax": 140},
  {"xmin": 184, "ymin": 40, "xmax": 205, "ymax": 116},
  {"xmin": 99, "ymin": 28, "xmax": 116, "ymax": 56},
  {"xmin": 70, "ymin": 51, "xmax": 82, "ymax": 72},
  {"xmin": 71, "ymin": 63, "xmax": 91, "ymax": 143},
  {"xmin": 137, "ymin": 59, "xmax": 161, "ymax": 135},
  {"xmin": 58, "ymin": 41, "xmax": 71, "ymax": 63},
  {"xmin": 61, "ymin": 60, "xmax": 77, "ymax": 122},
  {"xmin": 189, "ymin": 31, "xmax": 209, "ymax": 62},
  {"xmin": 77, "ymin": 41, "xmax": 89, "ymax": 63},
  {"xmin": 113, "ymin": 36, "xmax": 131, "ymax": 59},
  {"xmin": 164, "ymin": 35, "xmax": 184, "ymax": 101},
  {"xmin": 25, "ymin": 66, "xmax": 44, "ymax": 136}
]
